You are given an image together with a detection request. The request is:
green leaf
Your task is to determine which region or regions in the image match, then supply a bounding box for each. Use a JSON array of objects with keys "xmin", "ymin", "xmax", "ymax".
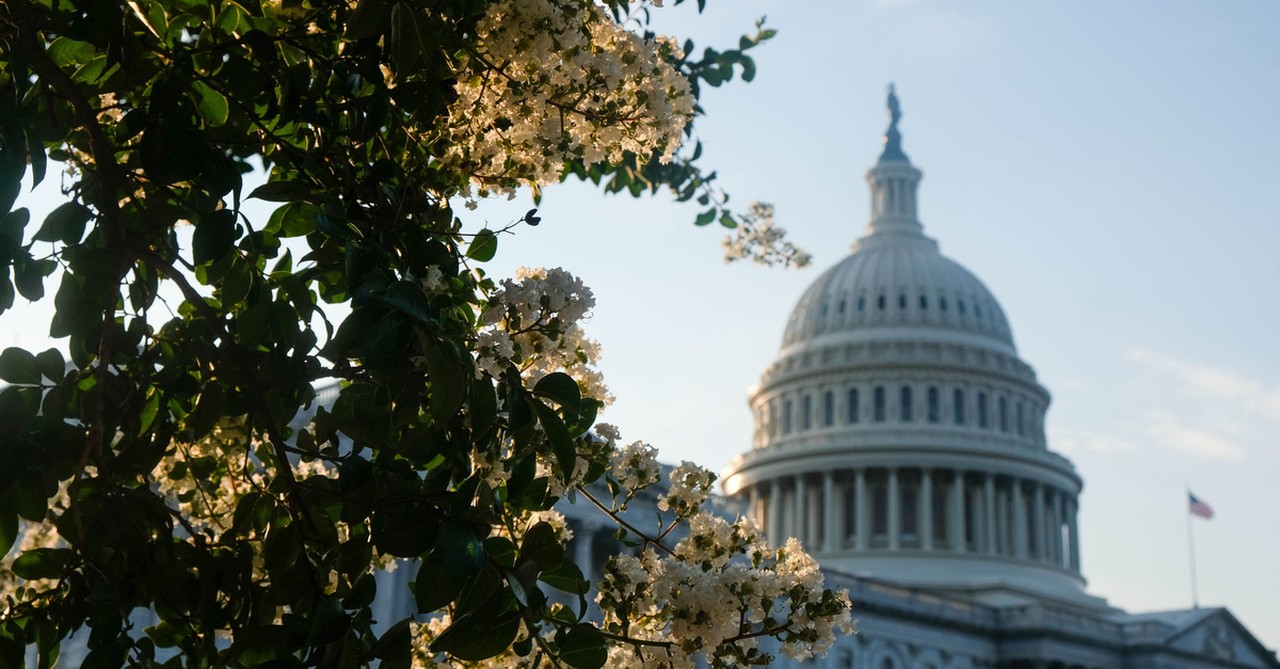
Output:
[
  {"xmin": 539, "ymin": 558, "xmax": 588, "ymax": 595},
  {"xmin": 266, "ymin": 201, "xmax": 318, "ymax": 237},
  {"xmin": 414, "ymin": 556, "xmax": 464, "ymax": 613},
  {"xmin": 46, "ymin": 37, "xmax": 96, "ymax": 67},
  {"xmin": 347, "ymin": 0, "xmax": 392, "ymax": 39},
  {"xmin": 465, "ymin": 229, "xmax": 497, "ymax": 262},
  {"xmin": 433, "ymin": 523, "xmax": 486, "ymax": 576},
  {"xmin": 192, "ymin": 210, "xmax": 238, "ymax": 265},
  {"xmin": 533, "ymin": 372, "xmax": 581, "ymax": 415},
  {"xmin": 0, "ymin": 510, "xmax": 16, "ymax": 557},
  {"xmin": 247, "ymin": 181, "xmax": 316, "ymax": 203},
  {"xmin": 377, "ymin": 281, "xmax": 432, "ymax": 322},
  {"xmin": 12, "ymin": 548, "xmax": 70, "ymax": 580},
  {"xmin": 428, "ymin": 611, "xmax": 520, "ymax": 662},
  {"xmin": 532, "ymin": 401, "xmax": 575, "ymax": 481},
  {"xmin": 559, "ymin": 627, "xmax": 607, "ymax": 669},
  {"xmin": 694, "ymin": 208, "xmax": 716, "ymax": 226},
  {"xmin": 0, "ymin": 347, "xmax": 40, "ymax": 384},
  {"xmin": 518, "ymin": 521, "xmax": 564, "ymax": 572},
  {"xmin": 422, "ymin": 343, "xmax": 464, "ymax": 422},
  {"xmin": 191, "ymin": 80, "xmax": 230, "ymax": 126},
  {"xmin": 33, "ymin": 202, "xmax": 93, "ymax": 245}
]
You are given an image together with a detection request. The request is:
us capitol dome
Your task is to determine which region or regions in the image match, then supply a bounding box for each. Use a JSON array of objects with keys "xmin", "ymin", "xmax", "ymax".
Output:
[{"xmin": 725, "ymin": 85, "xmax": 1098, "ymax": 609}]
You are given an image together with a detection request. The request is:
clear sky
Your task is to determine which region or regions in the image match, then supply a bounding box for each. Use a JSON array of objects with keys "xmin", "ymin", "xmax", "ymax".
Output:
[{"xmin": 8, "ymin": 0, "xmax": 1280, "ymax": 652}]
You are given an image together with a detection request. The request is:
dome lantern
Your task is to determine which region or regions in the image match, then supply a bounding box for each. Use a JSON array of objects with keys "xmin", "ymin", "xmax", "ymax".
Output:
[{"xmin": 865, "ymin": 84, "xmax": 926, "ymax": 240}]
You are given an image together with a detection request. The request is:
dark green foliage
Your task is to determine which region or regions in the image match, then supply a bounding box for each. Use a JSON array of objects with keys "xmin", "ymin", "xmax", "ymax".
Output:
[{"xmin": 0, "ymin": 0, "xmax": 770, "ymax": 665}]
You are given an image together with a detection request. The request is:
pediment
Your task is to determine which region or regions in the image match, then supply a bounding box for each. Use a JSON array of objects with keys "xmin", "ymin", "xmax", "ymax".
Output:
[{"xmin": 1165, "ymin": 609, "xmax": 1277, "ymax": 669}]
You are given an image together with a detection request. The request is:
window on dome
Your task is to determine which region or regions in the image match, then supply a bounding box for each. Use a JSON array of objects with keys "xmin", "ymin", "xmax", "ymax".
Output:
[
  {"xmin": 958, "ymin": 299, "xmax": 966, "ymax": 315},
  {"xmin": 953, "ymin": 389, "xmax": 965, "ymax": 425},
  {"xmin": 823, "ymin": 391, "xmax": 835, "ymax": 427},
  {"xmin": 877, "ymin": 295, "xmax": 886, "ymax": 310},
  {"xmin": 802, "ymin": 395, "xmax": 813, "ymax": 431},
  {"xmin": 858, "ymin": 296, "xmax": 866, "ymax": 311},
  {"xmin": 999, "ymin": 396, "xmax": 1009, "ymax": 432},
  {"xmin": 975, "ymin": 303, "xmax": 983, "ymax": 318},
  {"xmin": 927, "ymin": 387, "xmax": 940, "ymax": 423},
  {"xmin": 848, "ymin": 388, "xmax": 861, "ymax": 424},
  {"xmin": 898, "ymin": 294, "xmax": 907, "ymax": 309},
  {"xmin": 900, "ymin": 386, "xmax": 913, "ymax": 422},
  {"xmin": 838, "ymin": 299, "xmax": 846, "ymax": 314},
  {"xmin": 874, "ymin": 387, "xmax": 886, "ymax": 422},
  {"xmin": 977, "ymin": 392, "xmax": 989, "ymax": 428},
  {"xmin": 1016, "ymin": 402, "xmax": 1025, "ymax": 436},
  {"xmin": 783, "ymin": 399, "xmax": 793, "ymax": 434},
  {"xmin": 919, "ymin": 295, "xmax": 928, "ymax": 309},
  {"xmin": 940, "ymin": 296, "xmax": 948, "ymax": 312}
]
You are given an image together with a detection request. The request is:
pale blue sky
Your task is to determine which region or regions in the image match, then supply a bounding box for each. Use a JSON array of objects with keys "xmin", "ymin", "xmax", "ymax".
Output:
[{"xmin": 8, "ymin": 0, "xmax": 1280, "ymax": 651}]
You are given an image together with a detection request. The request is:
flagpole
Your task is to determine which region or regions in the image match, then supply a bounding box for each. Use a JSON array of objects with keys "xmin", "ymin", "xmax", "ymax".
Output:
[{"xmin": 1187, "ymin": 486, "xmax": 1199, "ymax": 609}]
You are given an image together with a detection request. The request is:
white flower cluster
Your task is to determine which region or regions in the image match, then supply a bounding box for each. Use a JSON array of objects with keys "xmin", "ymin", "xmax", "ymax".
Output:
[
  {"xmin": 598, "ymin": 531, "xmax": 856, "ymax": 668},
  {"xmin": 721, "ymin": 202, "xmax": 813, "ymax": 269},
  {"xmin": 610, "ymin": 440, "xmax": 662, "ymax": 505},
  {"xmin": 476, "ymin": 267, "xmax": 611, "ymax": 404},
  {"xmin": 656, "ymin": 460, "xmax": 715, "ymax": 519},
  {"xmin": 441, "ymin": 0, "xmax": 694, "ymax": 197}
]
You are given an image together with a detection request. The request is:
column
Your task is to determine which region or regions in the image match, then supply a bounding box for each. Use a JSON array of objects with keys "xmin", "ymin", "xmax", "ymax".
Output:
[
  {"xmin": 748, "ymin": 484, "xmax": 760, "ymax": 528},
  {"xmin": 768, "ymin": 480, "xmax": 783, "ymax": 548},
  {"xmin": 887, "ymin": 468, "xmax": 900, "ymax": 550},
  {"xmin": 920, "ymin": 469, "xmax": 934, "ymax": 551},
  {"xmin": 855, "ymin": 469, "xmax": 869, "ymax": 551},
  {"xmin": 1050, "ymin": 488, "xmax": 1063, "ymax": 567},
  {"xmin": 806, "ymin": 484, "xmax": 821, "ymax": 547},
  {"xmin": 995, "ymin": 480, "xmax": 1008, "ymax": 555},
  {"xmin": 1012, "ymin": 479, "xmax": 1028, "ymax": 559},
  {"xmin": 1067, "ymin": 496, "xmax": 1081, "ymax": 571},
  {"xmin": 823, "ymin": 472, "xmax": 838, "ymax": 553},
  {"xmin": 794, "ymin": 475, "xmax": 807, "ymax": 544},
  {"xmin": 983, "ymin": 474, "xmax": 997, "ymax": 554},
  {"xmin": 949, "ymin": 471, "xmax": 966, "ymax": 553},
  {"xmin": 1033, "ymin": 481, "xmax": 1047, "ymax": 560}
]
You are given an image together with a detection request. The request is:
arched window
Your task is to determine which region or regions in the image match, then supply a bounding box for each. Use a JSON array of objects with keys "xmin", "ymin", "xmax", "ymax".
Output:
[
  {"xmin": 975, "ymin": 303, "xmax": 984, "ymax": 318},
  {"xmin": 858, "ymin": 296, "xmax": 866, "ymax": 312},
  {"xmin": 977, "ymin": 392, "xmax": 989, "ymax": 428},
  {"xmin": 873, "ymin": 387, "xmax": 886, "ymax": 422},
  {"xmin": 823, "ymin": 391, "xmax": 835, "ymax": 427},
  {"xmin": 838, "ymin": 299, "xmax": 846, "ymax": 314},
  {"xmin": 998, "ymin": 396, "xmax": 1009, "ymax": 432},
  {"xmin": 898, "ymin": 294, "xmax": 907, "ymax": 309},
  {"xmin": 958, "ymin": 299, "xmax": 967, "ymax": 315},
  {"xmin": 927, "ymin": 386, "xmax": 940, "ymax": 423},
  {"xmin": 900, "ymin": 386, "xmax": 913, "ymax": 422},
  {"xmin": 919, "ymin": 295, "xmax": 928, "ymax": 309},
  {"xmin": 940, "ymin": 296, "xmax": 948, "ymax": 312},
  {"xmin": 848, "ymin": 388, "xmax": 860, "ymax": 424},
  {"xmin": 953, "ymin": 389, "xmax": 965, "ymax": 425},
  {"xmin": 783, "ymin": 399, "xmax": 793, "ymax": 434},
  {"xmin": 802, "ymin": 395, "xmax": 813, "ymax": 431},
  {"xmin": 1016, "ymin": 401, "xmax": 1025, "ymax": 436},
  {"xmin": 877, "ymin": 295, "xmax": 886, "ymax": 310}
]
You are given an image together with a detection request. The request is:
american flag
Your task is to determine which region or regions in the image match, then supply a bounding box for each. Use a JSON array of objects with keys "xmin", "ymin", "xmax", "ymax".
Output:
[{"xmin": 1189, "ymin": 492, "xmax": 1214, "ymax": 520}]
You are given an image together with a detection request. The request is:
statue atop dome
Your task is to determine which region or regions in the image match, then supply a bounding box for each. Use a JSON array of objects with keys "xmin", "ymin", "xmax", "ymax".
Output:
[{"xmin": 880, "ymin": 83, "xmax": 909, "ymax": 163}]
